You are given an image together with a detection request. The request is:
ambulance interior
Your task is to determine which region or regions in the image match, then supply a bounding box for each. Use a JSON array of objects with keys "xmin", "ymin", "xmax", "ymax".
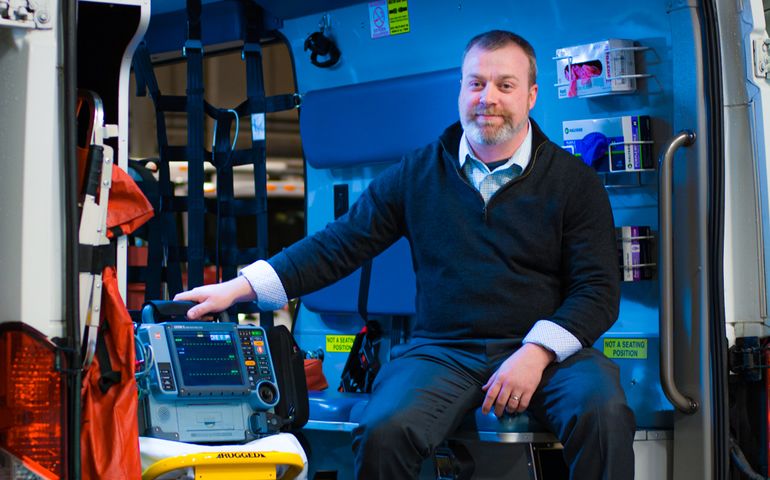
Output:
[
  {"xmin": 88, "ymin": 0, "xmax": 767, "ymax": 478},
  {"xmin": 3, "ymin": 0, "xmax": 770, "ymax": 478}
]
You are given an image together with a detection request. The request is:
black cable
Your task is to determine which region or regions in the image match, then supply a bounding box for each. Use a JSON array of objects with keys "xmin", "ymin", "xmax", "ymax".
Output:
[
  {"xmin": 700, "ymin": 1, "xmax": 729, "ymax": 478},
  {"xmin": 61, "ymin": 0, "xmax": 82, "ymax": 477}
]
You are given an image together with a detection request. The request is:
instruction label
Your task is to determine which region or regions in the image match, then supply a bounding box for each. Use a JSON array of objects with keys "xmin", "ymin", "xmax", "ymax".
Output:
[
  {"xmin": 368, "ymin": 0, "xmax": 410, "ymax": 38},
  {"xmin": 603, "ymin": 338, "xmax": 648, "ymax": 359},
  {"xmin": 326, "ymin": 334, "xmax": 356, "ymax": 353},
  {"xmin": 387, "ymin": 0, "xmax": 410, "ymax": 35}
]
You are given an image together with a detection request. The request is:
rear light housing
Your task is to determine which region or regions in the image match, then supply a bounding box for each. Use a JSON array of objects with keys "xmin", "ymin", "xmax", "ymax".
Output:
[{"xmin": 0, "ymin": 322, "xmax": 67, "ymax": 479}]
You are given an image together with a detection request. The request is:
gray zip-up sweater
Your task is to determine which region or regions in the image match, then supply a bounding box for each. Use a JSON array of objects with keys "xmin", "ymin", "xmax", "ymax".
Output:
[{"xmin": 269, "ymin": 120, "xmax": 620, "ymax": 347}]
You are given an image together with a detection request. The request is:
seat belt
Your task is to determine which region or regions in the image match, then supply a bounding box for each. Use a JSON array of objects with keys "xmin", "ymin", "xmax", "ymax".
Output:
[{"xmin": 331, "ymin": 184, "xmax": 382, "ymax": 393}]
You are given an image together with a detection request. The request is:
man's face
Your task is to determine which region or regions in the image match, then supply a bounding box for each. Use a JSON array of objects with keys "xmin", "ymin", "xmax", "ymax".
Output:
[{"xmin": 459, "ymin": 44, "xmax": 538, "ymax": 147}]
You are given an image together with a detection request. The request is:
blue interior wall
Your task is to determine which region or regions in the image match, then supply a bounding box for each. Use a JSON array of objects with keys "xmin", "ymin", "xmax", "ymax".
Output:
[{"xmin": 278, "ymin": 0, "xmax": 672, "ymax": 401}]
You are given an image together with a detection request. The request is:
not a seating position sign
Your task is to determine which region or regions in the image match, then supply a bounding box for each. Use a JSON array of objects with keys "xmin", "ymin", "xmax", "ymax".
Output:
[{"xmin": 603, "ymin": 338, "xmax": 648, "ymax": 359}]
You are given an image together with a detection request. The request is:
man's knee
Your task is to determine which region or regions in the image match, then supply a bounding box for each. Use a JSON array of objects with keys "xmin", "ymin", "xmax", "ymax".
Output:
[
  {"xmin": 570, "ymin": 392, "xmax": 636, "ymax": 442},
  {"xmin": 353, "ymin": 411, "xmax": 427, "ymax": 458},
  {"xmin": 589, "ymin": 396, "xmax": 635, "ymax": 428}
]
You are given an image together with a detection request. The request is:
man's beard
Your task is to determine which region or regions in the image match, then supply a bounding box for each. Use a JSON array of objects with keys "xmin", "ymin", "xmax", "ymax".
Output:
[{"xmin": 461, "ymin": 109, "xmax": 526, "ymax": 145}]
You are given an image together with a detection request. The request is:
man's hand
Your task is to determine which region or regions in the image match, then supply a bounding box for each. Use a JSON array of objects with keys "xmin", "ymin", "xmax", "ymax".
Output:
[
  {"xmin": 173, "ymin": 276, "xmax": 256, "ymax": 319},
  {"xmin": 481, "ymin": 343, "xmax": 556, "ymax": 416}
]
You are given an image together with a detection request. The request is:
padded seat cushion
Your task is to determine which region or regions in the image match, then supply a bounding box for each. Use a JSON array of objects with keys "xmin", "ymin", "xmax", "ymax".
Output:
[
  {"xmin": 308, "ymin": 390, "xmax": 367, "ymax": 423},
  {"xmin": 460, "ymin": 407, "xmax": 549, "ymax": 433}
]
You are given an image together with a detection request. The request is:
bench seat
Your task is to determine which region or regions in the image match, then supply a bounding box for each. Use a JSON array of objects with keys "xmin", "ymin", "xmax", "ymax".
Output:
[{"xmin": 305, "ymin": 390, "xmax": 557, "ymax": 442}]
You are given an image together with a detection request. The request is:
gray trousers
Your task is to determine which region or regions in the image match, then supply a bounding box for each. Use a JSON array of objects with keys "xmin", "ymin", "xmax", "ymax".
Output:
[{"xmin": 351, "ymin": 338, "xmax": 636, "ymax": 479}]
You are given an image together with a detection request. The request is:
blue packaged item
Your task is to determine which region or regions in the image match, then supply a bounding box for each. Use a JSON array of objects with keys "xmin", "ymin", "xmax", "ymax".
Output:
[{"xmin": 563, "ymin": 115, "xmax": 652, "ymax": 172}]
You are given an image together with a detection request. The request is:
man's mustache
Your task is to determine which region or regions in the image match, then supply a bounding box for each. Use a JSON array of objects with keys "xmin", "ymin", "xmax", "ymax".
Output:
[{"xmin": 474, "ymin": 108, "xmax": 507, "ymax": 117}]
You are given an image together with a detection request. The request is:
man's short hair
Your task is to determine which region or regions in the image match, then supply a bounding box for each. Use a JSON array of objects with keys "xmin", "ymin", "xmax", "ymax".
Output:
[{"xmin": 462, "ymin": 30, "xmax": 537, "ymax": 87}]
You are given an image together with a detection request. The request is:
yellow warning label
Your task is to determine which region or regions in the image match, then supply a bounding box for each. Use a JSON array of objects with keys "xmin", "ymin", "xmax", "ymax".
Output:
[
  {"xmin": 603, "ymin": 338, "xmax": 648, "ymax": 359},
  {"xmin": 326, "ymin": 335, "xmax": 356, "ymax": 353},
  {"xmin": 387, "ymin": 0, "xmax": 410, "ymax": 35}
]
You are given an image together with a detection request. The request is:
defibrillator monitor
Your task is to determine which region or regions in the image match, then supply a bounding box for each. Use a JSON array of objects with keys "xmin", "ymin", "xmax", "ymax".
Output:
[
  {"xmin": 137, "ymin": 304, "xmax": 280, "ymax": 443},
  {"xmin": 167, "ymin": 324, "xmax": 249, "ymax": 395}
]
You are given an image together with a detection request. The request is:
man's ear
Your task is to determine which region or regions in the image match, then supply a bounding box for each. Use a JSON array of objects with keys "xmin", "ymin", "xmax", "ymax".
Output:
[{"xmin": 528, "ymin": 83, "xmax": 539, "ymax": 111}]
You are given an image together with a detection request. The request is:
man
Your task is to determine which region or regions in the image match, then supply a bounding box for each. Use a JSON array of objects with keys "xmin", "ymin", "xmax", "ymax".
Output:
[{"xmin": 176, "ymin": 30, "xmax": 636, "ymax": 479}]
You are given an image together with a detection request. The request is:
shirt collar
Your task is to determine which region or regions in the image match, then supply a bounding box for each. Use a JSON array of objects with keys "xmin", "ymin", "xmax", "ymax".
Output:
[{"xmin": 458, "ymin": 120, "xmax": 533, "ymax": 173}]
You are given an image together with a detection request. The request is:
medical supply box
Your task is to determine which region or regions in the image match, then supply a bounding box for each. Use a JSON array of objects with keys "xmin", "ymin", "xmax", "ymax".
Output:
[
  {"xmin": 616, "ymin": 226, "xmax": 655, "ymax": 282},
  {"xmin": 562, "ymin": 115, "xmax": 652, "ymax": 173},
  {"xmin": 555, "ymin": 39, "xmax": 638, "ymax": 98}
]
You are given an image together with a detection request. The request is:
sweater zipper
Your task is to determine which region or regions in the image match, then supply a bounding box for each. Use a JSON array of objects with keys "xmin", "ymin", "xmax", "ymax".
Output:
[
  {"xmin": 482, "ymin": 140, "xmax": 547, "ymax": 222},
  {"xmin": 454, "ymin": 162, "xmax": 488, "ymax": 218},
  {"xmin": 451, "ymin": 140, "xmax": 547, "ymax": 222}
]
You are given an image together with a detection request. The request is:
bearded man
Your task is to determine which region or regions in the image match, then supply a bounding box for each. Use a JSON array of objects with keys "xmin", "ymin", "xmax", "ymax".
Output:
[{"xmin": 176, "ymin": 30, "xmax": 637, "ymax": 479}]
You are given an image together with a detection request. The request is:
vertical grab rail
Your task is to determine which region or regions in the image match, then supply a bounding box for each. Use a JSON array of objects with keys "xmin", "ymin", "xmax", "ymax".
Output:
[{"xmin": 658, "ymin": 130, "xmax": 699, "ymax": 414}]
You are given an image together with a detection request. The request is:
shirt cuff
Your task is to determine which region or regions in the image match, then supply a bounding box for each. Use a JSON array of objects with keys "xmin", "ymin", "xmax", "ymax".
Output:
[
  {"xmin": 239, "ymin": 260, "xmax": 288, "ymax": 311},
  {"xmin": 523, "ymin": 320, "xmax": 582, "ymax": 363}
]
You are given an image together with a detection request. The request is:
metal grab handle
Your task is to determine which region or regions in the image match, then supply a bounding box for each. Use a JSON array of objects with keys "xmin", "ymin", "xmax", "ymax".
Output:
[{"xmin": 659, "ymin": 130, "xmax": 699, "ymax": 414}]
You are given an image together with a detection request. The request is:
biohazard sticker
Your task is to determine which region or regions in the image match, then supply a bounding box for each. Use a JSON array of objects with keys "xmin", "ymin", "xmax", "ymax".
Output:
[
  {"xmin": 368, "ymin": 0, "xmax": 410, "ymax": 39},
  {"xmin": 603, "ymin": 338, "xmax": 648, "ymax": 359},
  {"xmin": 326, "ymin": 334, "xmax": 356, "ymax": 353}
]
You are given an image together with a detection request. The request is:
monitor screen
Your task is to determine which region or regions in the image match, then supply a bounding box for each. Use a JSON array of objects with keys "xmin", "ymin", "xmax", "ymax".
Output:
[{"xmin": 171, "ymin": 328, "xmax": 244, "ymax": 387}]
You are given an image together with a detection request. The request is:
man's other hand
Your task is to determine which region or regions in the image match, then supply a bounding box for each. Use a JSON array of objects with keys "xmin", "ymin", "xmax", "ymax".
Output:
[
  {"xmin": 481, "ymin": 343, "xmax": 555, "ymax": 417},
  {"xmin": 173, "ymin": 276, "xmax": 256, "ymax": 319}
]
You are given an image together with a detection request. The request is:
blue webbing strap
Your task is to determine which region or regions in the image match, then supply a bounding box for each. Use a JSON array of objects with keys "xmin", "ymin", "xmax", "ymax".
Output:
[
  {"xmin": 185, "ymin": 0, "xmax": 205, "ymax": 289},
  {"xmin": 212, "ymin": 112, "xmax": 238, "ymax": 283},
  {"xmin": 241, "ymin": 2, "xmax": 272, "ymax": 328}
]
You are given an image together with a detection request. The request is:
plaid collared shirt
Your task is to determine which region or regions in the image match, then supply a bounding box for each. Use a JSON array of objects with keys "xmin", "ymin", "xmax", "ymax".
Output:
[{"xmin": 457, "ymin": 122, "xmax": 532, "ymax": 203}]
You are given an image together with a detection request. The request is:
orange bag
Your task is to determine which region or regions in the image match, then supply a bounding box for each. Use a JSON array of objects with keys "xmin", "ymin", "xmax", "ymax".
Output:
[
  {"xmin": 304, "ymin": 359, "xmax": 329, "ymax": 391},
  {"xmin": 80, "ymin": 267, "xmax": 142, "ymax": 480},
  {"xmin": 105, "ymin": 166, "xmax": 154, "ymax": 238},
  {"xmin": 76, "ymin": 97, "xmax": 153, "ymax": 237},
  {"xmin": 78, "ymin": 91, "xmax": 153, "ymax": 478}
]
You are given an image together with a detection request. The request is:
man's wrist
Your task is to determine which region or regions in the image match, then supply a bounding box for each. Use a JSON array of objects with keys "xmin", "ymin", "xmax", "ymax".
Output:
[
  {"xmin": 239, "ymin": 260, "xmax": 288, "ymax": 310},
  {"xmin": 231, "ymin": 276, "xmax": 258, "ymax": 303},
  {"xmin": 521, "ymin": 342, "xmax": 556, "ymax": 366}
]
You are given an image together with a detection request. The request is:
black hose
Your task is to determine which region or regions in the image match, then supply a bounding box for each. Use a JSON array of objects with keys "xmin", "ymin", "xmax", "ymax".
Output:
[{"xmin": 730, "ymin": 437, "xmax": 768, "ymax": 480}]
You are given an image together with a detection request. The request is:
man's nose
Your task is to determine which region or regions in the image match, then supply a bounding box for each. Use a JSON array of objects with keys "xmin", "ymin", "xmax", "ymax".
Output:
[{"xmin": 480, "ymin": 84, "xmax": 498, "ymax": 105}]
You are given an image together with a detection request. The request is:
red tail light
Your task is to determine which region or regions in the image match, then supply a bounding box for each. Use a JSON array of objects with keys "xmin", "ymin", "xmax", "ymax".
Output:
[{"xmin": 0, "ymin": 322, "xmax": 66, "ymax": 479}]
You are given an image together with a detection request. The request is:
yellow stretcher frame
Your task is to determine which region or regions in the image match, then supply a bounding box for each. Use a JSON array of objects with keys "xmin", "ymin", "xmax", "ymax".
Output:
[{"xmin": 141, "ymin": 450, "xmax": 304, "ymax": 480}]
